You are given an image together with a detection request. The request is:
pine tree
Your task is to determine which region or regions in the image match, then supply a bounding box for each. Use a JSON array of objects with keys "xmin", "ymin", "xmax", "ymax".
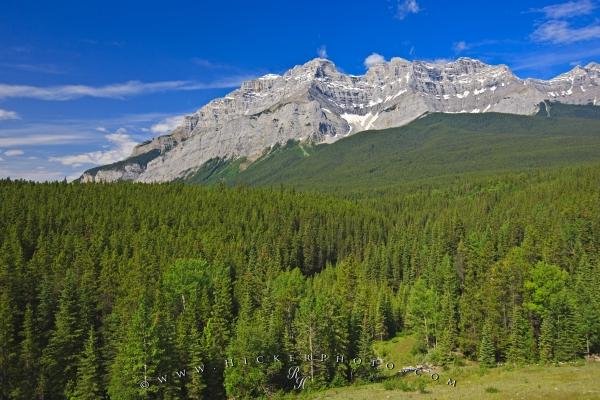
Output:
[
  {"xmin": 539, "ymin": 316, "xmax": 556, "ymax": 363},
  {"xmin": 207, "ymin": 262, "xmax": 233, "ymax": 351},
  {"xmin": 436, "ymin": 255, "xmax": 458, "ymax": 364},
  {"xmin": 70, "ymin": 327, "xmax": 103, "ymax": 400},
  {"xmin": 0, "ymin": 292, "xmax": 16, "ymax": 399},
  {"xmin": 186, "ymin": 326, "xmax": 207, "ymax": 400},
  {"xmin": 14, "ymin": 303, "xmax": 38, "ymax": 399},
  {"xmin": 507, "ymin": 304, "xmax": 535, "ymax": 364},
  {"xmin": 436, "ymin": 291, "xmax": 458, "ymax": 364},
  {"xmin": 478, "ymin": 319, "xmax": 496, "ymax": 368},
  {"xmin": 554, "ymin": 304, "xmax": 582, "ymax": 362},
  {"xmin": 572, "ymin": 257, "xmax": 600, "ymax": 356},
  {"xmin": 223, "ymin": 307, "xmax": 272, "ymax": 399},
  {"xmin": 40, "ymin": 269, "xmax": 84, "ymax": 398},
  {"xmin": 353, "ymin": 312, "xmax": 379, "ymax": 382},
  {"xmin": 107, "ymin": 293, "xmax": 163, "ymax": 400}
]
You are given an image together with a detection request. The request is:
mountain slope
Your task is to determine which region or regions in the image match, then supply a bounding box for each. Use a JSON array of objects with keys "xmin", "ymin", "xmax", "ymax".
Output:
[
  {"xmin": 184, "ymin": 103, "xmax": 600, "ymax": 191},
  {"xmin": 80, "ymin": 57, "xmax": 600, "ymax": 183}
]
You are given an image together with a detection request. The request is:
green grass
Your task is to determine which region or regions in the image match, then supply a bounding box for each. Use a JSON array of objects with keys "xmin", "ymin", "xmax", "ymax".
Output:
[
  {"xmin": 294, "ymin": 362, "xmax": 600, "ymax": 400},
  {"xmin": 373, "ymin": 334, "xmax": 421, "ymax": 376},
  {"xmin": 284, "ymin": 332, "xmax": 600, "ymax": 399}
]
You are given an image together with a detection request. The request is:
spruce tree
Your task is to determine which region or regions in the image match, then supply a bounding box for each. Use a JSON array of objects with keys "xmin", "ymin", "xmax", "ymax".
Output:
[
  {"xmin": 478, "ymin": 319, "xmax": 496, "ymax": 368},
  {"xmin": 0, "ymin": 292, "xmax": 16, "ymax": 399},
  {"xmin": 14, "ymin": 303, "xmax": 38, "ymax": 399},
  {"xmin": 107, "ymin": 293, "xmax": 163, "ymax": 400},
  {"xmin": 539, "ymin": 316, "xmax": 556, "ymax": 363},
  {"xmin": 353, "ymin": 312, "xmax": 379, "ymax": 382},
  {"xmin": 554, "ymin": 304, "xmax": 582, "ymax": 362},
  {"xmin": 70, "ymin": 327, "xmax": 103, "ymax": 400},
  {"xmin": 186, "ymin": 326, "xmax": 207, "ymax": 400},
  {"xmin": 507, "ymin": 304, "xmax": 534, "ymax": 364},
  {"xmin": 436, "ymin": 255, "xmax": 458, "ymax": 364},
  {"xmin": 572, "ymin": 257, "xmax": 600, "ymax": 356},
  {"xmin": 40, "ymin": 269, "xmax": 84, "ymax": 398}
]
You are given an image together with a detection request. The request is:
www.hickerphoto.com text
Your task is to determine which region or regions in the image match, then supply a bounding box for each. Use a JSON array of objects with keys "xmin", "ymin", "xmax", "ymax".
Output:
[{"xmin": 141, "ymin": 354, "xmax": 458, "ymax": 389}]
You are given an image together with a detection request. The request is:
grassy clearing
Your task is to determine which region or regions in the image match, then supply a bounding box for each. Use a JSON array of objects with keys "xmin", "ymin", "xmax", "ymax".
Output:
[
  {"xmin": 373, "ymin": 333, "xmax": 420, "ymax": 374},
  {"xmin": 296, "ymin": 362, "xmax": 600, "ymax": 400}
]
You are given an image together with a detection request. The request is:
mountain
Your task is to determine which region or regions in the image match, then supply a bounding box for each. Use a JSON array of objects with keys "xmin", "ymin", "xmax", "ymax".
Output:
[
  {"xmin": 183, "ymin": 103, "xmax": 600, "ymax": 191},
  {"xmin": 80, "ymin": 57, "xmax": 600, "ymax": 183}
]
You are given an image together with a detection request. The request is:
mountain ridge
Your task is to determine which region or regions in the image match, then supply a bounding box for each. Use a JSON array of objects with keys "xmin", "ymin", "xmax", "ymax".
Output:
[
  {"xmin": 180, "ymin": 103, "xmax": 600, "ymax": 191},
  {"xmin": 80, "ymin": 57, "xmax": 600, "ymax": 183}
]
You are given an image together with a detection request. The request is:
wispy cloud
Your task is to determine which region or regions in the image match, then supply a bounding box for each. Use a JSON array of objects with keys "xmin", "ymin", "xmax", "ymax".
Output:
[
  {"xmin": 535, "ymin": 0, "xmax": 596, "ymax": 19},
  {"xmin": 530, "ymin": 0, "xmax": 600, "ymax": 44},
  {"xmin": 0, "ymin": 76, "xmax": 253, "ymax": 101},
  {"xmin": 453, "ymin": 41, "xmax": 469, "ymax": 53},
  {"xmin": 0, "ymin": 80, "xmax": 187, "ymax": 100},
  {"xmin": 0, "ymin": 133, "xmax": 87, "ymax": 147},
  {"xmin": 0, "ymin": 108, "xmax": 19, "ymax": 120},
  {"xmin": 4, "ymin": 149, "xmax": 24, "ymax": 156},
  {"xmin": 49, "ymin": 129, "xmax": 137, "ymax": 167},
  {"xmin": 364, "ymin": 53, "xmax": 386, "ymax": 68},
  {"xmin": 0, "ymin": 166, "xmax": 67, "ymax": 182},
  {"xmin": 531, "ymin": 20, "xmax": 600, "ymax": 43},
  {"xmin": 79, "ymin": 38, "xmax": 125, "ymax": 48},
  {"xmin": 509, "ymin": 45, "xmax": 600, "ymax": 71},
  {"xmin": 0, "ymin": 62, "xmax": 64, "ymax": 75},
  {"xmin": 397, "ymin": 0, "xmax": 420, "ymax": 20},
  {"xmin": 150, "ymin": 115, "xmax": 185, "ymax": 135},
  {"xmin": 191, "ymin": 58, "xmax": 242, "ymax": 71},
  {"xmin": 317, "ymin": 45, "xmax": 328, "ymax": 59},
  {"xmin": 0, "ymin": 111, "xmax": 196, "ymax": 181}
]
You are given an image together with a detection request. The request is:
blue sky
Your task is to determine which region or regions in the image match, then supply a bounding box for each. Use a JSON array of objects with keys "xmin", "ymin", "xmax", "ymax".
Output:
[{"xmin": 1, "ymin": 0, "xmax": 599, "ymax": 180}]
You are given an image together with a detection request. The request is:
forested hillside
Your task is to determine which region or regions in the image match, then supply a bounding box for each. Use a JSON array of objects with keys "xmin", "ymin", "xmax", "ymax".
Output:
[
  {"xmin": 186, "ymin": 106, "xmax": 600, "ymax": 191},
  {"xmin": 1, "ymin": 163, "xmax": 599, "ymax": 399}
]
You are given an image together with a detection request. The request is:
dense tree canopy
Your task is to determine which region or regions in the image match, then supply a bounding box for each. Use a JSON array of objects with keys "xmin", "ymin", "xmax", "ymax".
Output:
[{"xmin": 0, "ymin": 163, "xmax": 599, "ymax": 399}]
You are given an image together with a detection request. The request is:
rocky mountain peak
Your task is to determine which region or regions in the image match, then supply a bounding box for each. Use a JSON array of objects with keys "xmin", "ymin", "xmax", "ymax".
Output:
[
  {"xmin": 81, "ymin": 56, "xmax": 600, "ymax": 184},
  {"xmin": 586, "ymin": 62, "xmax": 600, "ymax": 70}
]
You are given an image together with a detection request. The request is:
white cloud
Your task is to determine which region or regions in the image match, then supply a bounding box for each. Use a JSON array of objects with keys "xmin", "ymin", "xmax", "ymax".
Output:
[
  {"xmin": 0, "ymin": 133, "xmax": 87, "ymax": 147},
  {"xmin": 317, "ymin": 45, "xmax": 328, "ymax": 59},
  {"xmin": 529, "ymin": 1, "xmax": 600, "ymax": 44},
  {"xmin": 532, "ymin": 20, "xmax": 600, "ymax": 43},
  {"xmin": 192, "ymin": 58, "xmax": 225, "ymax": 68},
  {"xmin": 0, "ymin": 167, "xmax": 66, "ymax": 182},
  {"xmin": 0, "ymin": 76, "xmax": 253, "ymax": 101},
  {"xmin": 49, "ymin": 129, "xmax": 138, "ymax": 167},
  {"xmin": 150, "ymin": 115, "xmax": 185, "ymax": 135},
  {"xmin": 397, "ymin": 0, "xmax": 420, "ymax": 20},
  {"xmin": 0, "ymin": 80, "xmax": 188, "ymax": 101},
  {"xmin": 0, "ymin": 62, "xmax": 64, "ymax": 75},
  {"xmin": 0, "ymin": 157, "xmax": 4, "ymax": 161},
  {"xmin": 510, "ymin": 45, "xmax": 600, "ymax": 71},
  {"xmin": 364, "ymin": 53, "xmax": 386, "ymax": 69},
  {"xmin": 453, "ymin": 41, "xmax": 469, "ymax": 53},
  {"xmin": 537, "ymin": 0, "xmax": 596, "ymax": 19},
  {"xmin": 96, "ymin": 126, "xmax": 108, "ymax": 132},
  {"xmin": 0, "ymin": 108, "xmax": 20, "ymax": 120},
  {"xmin": 4, "ymin": 149, "xmax": 24, "ymax": 156}
]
